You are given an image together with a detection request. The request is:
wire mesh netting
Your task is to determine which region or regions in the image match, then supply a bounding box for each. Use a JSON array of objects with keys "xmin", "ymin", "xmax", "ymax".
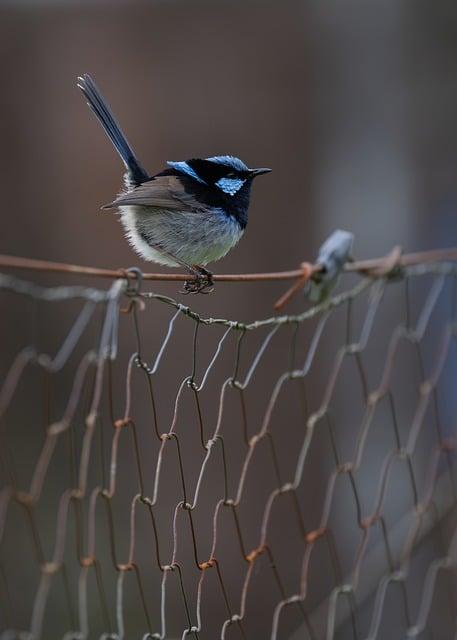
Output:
[{"xmin": 0, "ymin": 260, "xmax": 457, "ymax": 640}]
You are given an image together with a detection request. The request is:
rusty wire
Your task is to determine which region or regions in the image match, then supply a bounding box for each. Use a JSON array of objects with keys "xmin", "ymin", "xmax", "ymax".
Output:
[
  {"xmin": 0, "ymin": 247, "xmax": 455, "ymax": 283},
  {"xmin": 0, "ymin": 258, "xmax": 456, "ymax": 639}
]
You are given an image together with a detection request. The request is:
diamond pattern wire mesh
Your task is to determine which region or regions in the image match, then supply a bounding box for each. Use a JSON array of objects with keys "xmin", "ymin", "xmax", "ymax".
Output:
[{"xmin": 0, "ymin": 261, "xmax": 457, "ymax": 640}]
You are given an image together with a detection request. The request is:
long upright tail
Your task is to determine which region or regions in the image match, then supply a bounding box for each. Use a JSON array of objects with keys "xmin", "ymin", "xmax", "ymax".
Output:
[{"xmin": 77, "ymin": 74, "xmax": 149, "ymax": 186}]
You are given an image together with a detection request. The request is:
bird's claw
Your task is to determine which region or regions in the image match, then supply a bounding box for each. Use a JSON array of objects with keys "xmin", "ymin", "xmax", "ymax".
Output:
[{"xmin": 181, "ymin": 267, "xmax": 214, "ymax": 295}]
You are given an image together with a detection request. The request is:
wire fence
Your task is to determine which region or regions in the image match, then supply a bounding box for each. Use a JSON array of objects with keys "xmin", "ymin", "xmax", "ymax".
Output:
[{"xmin": 0, "ymin": 254, "xmax": 457, "ymax": 639}]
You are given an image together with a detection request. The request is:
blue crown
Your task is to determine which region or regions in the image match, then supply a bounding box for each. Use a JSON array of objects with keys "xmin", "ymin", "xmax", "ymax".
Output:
[{"xmin": 206, "ymin": 156, "xmax": 249, "ymax": 172}]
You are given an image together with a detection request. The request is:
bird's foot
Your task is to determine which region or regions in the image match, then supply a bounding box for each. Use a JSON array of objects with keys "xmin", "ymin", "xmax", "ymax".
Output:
[{"xmin": 182, "ymin": 266, "xmax": 214, "ymax": 295}]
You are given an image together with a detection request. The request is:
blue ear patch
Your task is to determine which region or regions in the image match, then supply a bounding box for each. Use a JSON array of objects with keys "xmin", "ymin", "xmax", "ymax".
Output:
[
  {"xmin": 215, "ymin": 177, "xmax": 245, "ymax": 195},
  {"xmin": 167, "ymin": 161, "xmax": 206, "ymax": 184}
]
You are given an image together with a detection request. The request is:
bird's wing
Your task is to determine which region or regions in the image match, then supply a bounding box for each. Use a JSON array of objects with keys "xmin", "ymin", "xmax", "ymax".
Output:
[{"xmin": 102, "ymin": 175, "xmax": 204, "ymax": 212}]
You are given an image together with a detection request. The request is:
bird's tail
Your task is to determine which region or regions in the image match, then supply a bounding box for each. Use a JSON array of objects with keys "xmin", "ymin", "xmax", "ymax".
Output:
[{"xmin": 77, "ymin": 74, "xmax": 149, "ymax": 186}]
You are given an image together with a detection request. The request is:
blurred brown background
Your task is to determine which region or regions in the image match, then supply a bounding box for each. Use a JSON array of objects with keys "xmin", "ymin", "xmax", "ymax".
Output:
[
  {"xmin": 1, "ymin": 1, "xmax": 457, "ymax": 639},
  {"xmin": 1, "ymin": 0, "xmax": 456, "ymax": 306}
]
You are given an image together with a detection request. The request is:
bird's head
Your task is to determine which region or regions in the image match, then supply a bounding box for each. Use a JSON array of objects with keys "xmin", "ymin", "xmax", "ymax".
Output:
[{"xmin": 167, "ymin": 155, "xmax": 271, "ymax": 196}]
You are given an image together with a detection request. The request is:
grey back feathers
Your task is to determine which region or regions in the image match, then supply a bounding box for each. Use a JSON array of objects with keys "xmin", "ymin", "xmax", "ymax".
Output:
[{"xmin": 103, "ymin": 175, "xmax": 206, "ymax": 211}]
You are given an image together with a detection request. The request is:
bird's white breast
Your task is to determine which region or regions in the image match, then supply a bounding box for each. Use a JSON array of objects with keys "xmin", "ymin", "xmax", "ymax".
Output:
[{"xmin": 119, "ymin": 206, "xmax": 244, "ymax": 267}]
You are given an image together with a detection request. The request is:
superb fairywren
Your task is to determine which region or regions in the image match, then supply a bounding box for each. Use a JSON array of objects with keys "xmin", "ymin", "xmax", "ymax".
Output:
[{"xmin": 77, "ymin": 74, "xmax": 271, "ymax": 293}]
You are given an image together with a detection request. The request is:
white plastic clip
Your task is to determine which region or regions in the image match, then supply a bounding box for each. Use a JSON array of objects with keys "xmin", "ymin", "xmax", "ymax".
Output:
[{"xmin": 304, "ymin": 230, "xmax": 354, "ymax": 303}]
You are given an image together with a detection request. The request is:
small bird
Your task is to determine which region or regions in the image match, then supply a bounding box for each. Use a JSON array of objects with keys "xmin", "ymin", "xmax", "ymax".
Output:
[{"xmin": 77, "ymin": 74, "xmax": 271, "ymax": 293}]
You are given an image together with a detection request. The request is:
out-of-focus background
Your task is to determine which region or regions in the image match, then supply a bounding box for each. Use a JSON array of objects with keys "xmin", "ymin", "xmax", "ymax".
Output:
[
  {"xmin": 1, "ymin": 1, "xmax": 457, "ymax": 639},
  {"xmin": 1, "ymin": 0, "xmax": 456, "ymax": 308}
]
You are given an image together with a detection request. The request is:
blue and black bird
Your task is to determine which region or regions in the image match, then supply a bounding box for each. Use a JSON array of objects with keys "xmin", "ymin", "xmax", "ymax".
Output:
[{"xmin": 77, "ymin": 74, "xmax": 271, "ymax": 292}]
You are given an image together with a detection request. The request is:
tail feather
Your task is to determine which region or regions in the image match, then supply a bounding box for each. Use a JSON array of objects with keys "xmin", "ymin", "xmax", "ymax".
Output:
[{"xmin": 77, "ymin": 74, "xmax": 149, "ymax": 186}]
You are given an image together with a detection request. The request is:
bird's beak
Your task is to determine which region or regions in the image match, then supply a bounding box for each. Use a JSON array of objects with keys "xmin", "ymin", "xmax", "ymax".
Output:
[{"xmin": 249, "ymin": 167, "xmax": 272, "ymax": 177}]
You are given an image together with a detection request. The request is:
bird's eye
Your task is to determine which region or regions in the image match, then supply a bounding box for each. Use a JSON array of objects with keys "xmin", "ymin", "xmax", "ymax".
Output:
[{"xmin": 226, "ymin": 172, "xmax": 237, "ymax": 179}]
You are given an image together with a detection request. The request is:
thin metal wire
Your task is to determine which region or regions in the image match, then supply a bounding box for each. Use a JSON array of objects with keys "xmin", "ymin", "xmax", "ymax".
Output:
[
  {"xmin": 0, "ymin": 247, "xmax": 455, "ymax": 282},
  {"xmin": 0, "ymin": 260, "xmax": 456, "ymax": 639}
]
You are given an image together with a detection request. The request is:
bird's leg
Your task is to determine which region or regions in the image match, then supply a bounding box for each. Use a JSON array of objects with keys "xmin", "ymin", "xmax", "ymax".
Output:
[
  {"xmin": 148, "ymin": 245, "xmax": 214, "ymax": 295},
  {"xmin": 182, "ymin": 265, "xmax": 214, "ymax": 295}
]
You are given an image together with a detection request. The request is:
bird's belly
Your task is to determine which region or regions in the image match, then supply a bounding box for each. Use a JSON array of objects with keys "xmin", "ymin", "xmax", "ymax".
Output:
[{"xmin": 119, "ymin": 206, "xmax": 244, "ymax": 267}]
